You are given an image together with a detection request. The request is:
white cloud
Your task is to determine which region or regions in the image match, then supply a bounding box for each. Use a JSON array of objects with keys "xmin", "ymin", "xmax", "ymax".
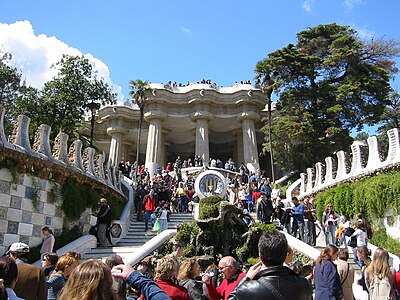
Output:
[
  {"xmin": 352, "ymin": 25, "xmax": 375, "ymax": 39},
  {"xmin": 0, "ymin": 20, "xmax": 123, "ymax": 99},
  {"xmin": 181, "ymin": 26, "xmax": 191, "ymax": 34},
  {"xmin": 344, "ymin": 0, "xmax": 362, "ymax": 11},
  {"xmin": 302, "ymin": 0, "xmax": 315, "ymax": 12}
]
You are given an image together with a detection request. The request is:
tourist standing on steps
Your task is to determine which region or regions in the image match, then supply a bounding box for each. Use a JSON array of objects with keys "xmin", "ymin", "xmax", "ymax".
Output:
[
  {"xmin": 143, "ymin": 189, "xmax": 157, "ymax": 231},
  {"xmin": 40, "ymin": 226, "xmax": 55, "ymax": 258},
  {"xmin": 291, "ymin": 197, "xmax": 305, "ymax": 241},
  {"xmin": 155, "ymin": 201, "xmax": 171, "ymax": 233},
  {"xmin": 94, "ymin": 198, "xmax": 112, "ymax": 247},
  {"xmin": 303, "ymin": 197, "xmax": 317, "ymax": 246},
  {"xmin": 336, "ymin": 249, "xmax": 354, "ymax": 300},
  {"xmin": 350, "ymin": 220, "xmax": 368, "ymax": 267},
  {"xmin": 322, "ymin": 204, "xmax": 339, "ymax": 246},
  {"xmin": 365, "ymin": 247, "xmax": 397, "ymax": 300},
  {"xmin": 314, "ymin": 244, "xmax": 343, "ymax": 300},
  {"xmin": 256, "ymin": 192, "xmax": 273, "ymax": 224}
]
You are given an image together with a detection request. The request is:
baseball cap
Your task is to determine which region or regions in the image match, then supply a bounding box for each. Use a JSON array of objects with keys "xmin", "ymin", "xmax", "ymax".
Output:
[{"xmin": 6, "ymin": 242, "xmax": 30, "ymax": 255}]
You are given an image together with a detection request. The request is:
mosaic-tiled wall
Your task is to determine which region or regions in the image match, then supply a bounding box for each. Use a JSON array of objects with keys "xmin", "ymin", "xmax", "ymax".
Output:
[{"xmin": 0, "ymin": 168, "xmax": 93, "ymax": 255}]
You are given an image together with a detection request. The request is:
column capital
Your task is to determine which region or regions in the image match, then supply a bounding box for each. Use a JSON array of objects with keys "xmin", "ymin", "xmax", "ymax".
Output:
[
  {"xmin": 144, "ymin": 110, "xmax": 167, "ymax": 122},
  {"xmin": 236, "ymin": 111, "xmax": 260, "ymax": 122},
  {"xmin": 106, "ymin": 126, "xmax": 126, "ymax": 136},
  {"xmin": 190, "ymin": 111, "xmax": 214, "ymax": 122}
]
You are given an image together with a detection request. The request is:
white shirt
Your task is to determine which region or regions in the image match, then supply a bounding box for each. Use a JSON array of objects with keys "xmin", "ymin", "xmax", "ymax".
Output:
[{"xmin": 351, "ymin": 229, "xmax": 367, "ymax": 247}]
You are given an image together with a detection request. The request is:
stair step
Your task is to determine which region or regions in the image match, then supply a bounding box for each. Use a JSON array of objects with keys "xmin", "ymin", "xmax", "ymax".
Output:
[{"xmin": 82, "ymin": 213, "xmax": 195, "ymax": 260}]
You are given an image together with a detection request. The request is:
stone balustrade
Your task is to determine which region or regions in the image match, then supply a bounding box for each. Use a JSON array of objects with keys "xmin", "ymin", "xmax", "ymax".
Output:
[
  {"xmin": 286, "ymin": 128, "xmax": 400, "ymax": 201},
  {"xmin": 0, "ymin": 107, "xmax": 123, "ymax": 197}
]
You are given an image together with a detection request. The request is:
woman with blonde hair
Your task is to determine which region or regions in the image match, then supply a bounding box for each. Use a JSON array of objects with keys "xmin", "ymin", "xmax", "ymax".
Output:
[
  {"xmin": 177, "ymin": 258, "xmax": 206, "ymax": 300},
  {"xmin": 152, "ymin": 255, "xmax": 191, "ymax": 300},
  {"xmin": 46, "ymin": 253, "xmax": 80, "ymax": 299},
  {"xmin": 314, "ymin": 244, "xmax": 343, "ymax": 300},
  {"xmin": 365, "ymin": 247, "xmax": 397, "ymax": 300},
  {"xmin": 58, "ymin": 259, "xmax": 116, "ymax": 300}
]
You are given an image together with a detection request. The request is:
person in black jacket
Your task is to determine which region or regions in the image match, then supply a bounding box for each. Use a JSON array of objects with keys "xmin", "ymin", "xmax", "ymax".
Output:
[
  {"xmin": 94, "ymin": 198, "xmax": 112, "ymax": 247},
  {"xmin": 228, "ymin": 231, "xmax": 312, "ymax": 300},
  {"xmin": 256, "ymin": 192, "xmax": 274, "ymax": 224}
]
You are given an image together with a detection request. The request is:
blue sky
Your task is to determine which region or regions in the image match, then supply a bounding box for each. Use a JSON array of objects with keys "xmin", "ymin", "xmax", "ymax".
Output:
[{"xmin": 1, "ymin": 0, "xmax": 400, "ymax": 102}]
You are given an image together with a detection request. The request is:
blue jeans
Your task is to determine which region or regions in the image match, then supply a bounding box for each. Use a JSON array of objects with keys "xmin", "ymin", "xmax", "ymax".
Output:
[
  {"xmin": 324, "ymin": 224, "xmax": 336, "ymax": 245},
  {"xmin": 144, "ymin": 210, "xmax": 154, "ymax": 230},
  {"xmin": 292, "ymin": 221, "xmax": 305, "ymax": 241},
  {"xmin": 178, "ymin": 195, "xmax": 187, "ymax": 212},
  {"xmin": 304, "ymin": 220, "xmax": 316, "ymax": 246},
  {"xmin": 159, "ymin": 219, "xmax": 168, "ymax": 232}
]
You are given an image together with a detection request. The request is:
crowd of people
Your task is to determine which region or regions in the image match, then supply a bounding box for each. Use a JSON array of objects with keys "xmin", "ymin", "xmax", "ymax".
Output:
[
  {"xmin": 1, "ymin": 221, "xmax": 400, "ymax": 299},
  {"xmin": 2, "ymin": 155, "xmax": 400, "ymax": 299},
  {"xmin": 7, "ymin": 230, "xmax": 398, "ymax": 300},
  {"xmin": 0, "ymin": 231, "xmax": 315, "ymax": 300}
]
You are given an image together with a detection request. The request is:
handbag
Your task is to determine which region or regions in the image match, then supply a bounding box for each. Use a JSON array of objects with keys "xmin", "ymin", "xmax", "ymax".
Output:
[
  {"xmin": 348, "ymin": 236, "xmax": 357, "ymax": 248},
  {"xmin": 89, "ymin": 225, "xmax": 97, "ymax": 236},
  {"xmin": 152, "ymin": 219, "xmax": 161, "ymax": 232}
]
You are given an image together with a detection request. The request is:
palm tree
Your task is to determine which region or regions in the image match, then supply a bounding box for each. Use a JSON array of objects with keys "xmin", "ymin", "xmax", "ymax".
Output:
[{"xmin": 129, "ymin": 79, "xmax": 150, "ymax": 177}]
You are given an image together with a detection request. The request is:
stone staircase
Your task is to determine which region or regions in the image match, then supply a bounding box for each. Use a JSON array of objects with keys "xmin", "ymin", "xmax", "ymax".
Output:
[{"xmin": 82, "ymin": 213, "xmax": 194, "ymax": 261}]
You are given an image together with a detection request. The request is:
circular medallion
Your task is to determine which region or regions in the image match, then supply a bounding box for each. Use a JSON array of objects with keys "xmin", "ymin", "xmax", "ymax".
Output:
[{"xmin": 194, "ymin": 170, "xmax": 227, "ymax": 199}]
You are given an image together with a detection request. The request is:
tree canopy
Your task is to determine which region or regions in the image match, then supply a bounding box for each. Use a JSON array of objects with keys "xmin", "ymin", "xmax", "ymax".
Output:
[
  {"xmin": 12, "ymin": 55, "xmax": 116, "ymax": 142},
  {"xmin": 0, "ymin": 53, "xmax": 23, "ymax": 133},
  {"xmin": 255, "ymin": 23, "xmax": 400, "ymax": 171}
]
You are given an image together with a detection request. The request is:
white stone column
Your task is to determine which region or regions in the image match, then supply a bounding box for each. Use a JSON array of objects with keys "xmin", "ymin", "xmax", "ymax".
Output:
[
  {"xmin": 238, "ymin": 113, "xmax": 260, "ymax": 173},
  {"xmin": 108, "ymin": 132, "xmax": 123, "ymax": 166},
  {"xmin": 195, "ymin": 118, "xmax": 209, "ymax": 165},
  {"xmin": 192, "ymin": 112, "xmax": 212, "ymax": 166},
  {"xmin": 145, "ymin": 113, "xmax": 164, "ymax": 177}
]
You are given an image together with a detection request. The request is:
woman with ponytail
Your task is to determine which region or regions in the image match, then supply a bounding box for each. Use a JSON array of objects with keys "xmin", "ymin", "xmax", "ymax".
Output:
[{"xmin": 314, "ymin": 244, "xmax": 343, "ymax": 300}]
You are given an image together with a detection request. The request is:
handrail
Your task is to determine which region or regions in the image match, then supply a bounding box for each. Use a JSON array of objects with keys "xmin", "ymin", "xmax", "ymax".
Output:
[{"xmin": 124, "ymin": 229, "xmax": 177, "ymax": 266}]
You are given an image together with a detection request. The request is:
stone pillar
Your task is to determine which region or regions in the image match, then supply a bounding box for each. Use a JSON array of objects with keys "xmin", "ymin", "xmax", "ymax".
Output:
[
  {"xmin": 108, "ymin": 132, "xmax": 123, "ymax": 166},
  {"xmin": 144, "ymin": 112, "xmax": 165, "ymax": 177},
  {"xmin": 238, "ymin": 113, "xmax": 260, "ymax": 173},
  {"xmin": 192, "ymin": 112, "xmax": 212, "ymax": 166}
]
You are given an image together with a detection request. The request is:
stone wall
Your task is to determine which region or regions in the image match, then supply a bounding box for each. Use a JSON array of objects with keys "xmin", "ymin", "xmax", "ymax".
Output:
[
  {"xmin": 0, "ymin": 106, "xmax": 127, "ymax": 254},
  {"xmin": 0, "ymin": 168, "xmax": 96, "ymax": 255},
  {"xmin": 287, "ymin": 128, "xmax": 400, "ymax": 200}
]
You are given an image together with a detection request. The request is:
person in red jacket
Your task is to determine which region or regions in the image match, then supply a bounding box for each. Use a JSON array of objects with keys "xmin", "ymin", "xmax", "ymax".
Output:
[
  {"xmin": 202, "ymin": 256, "xmax": 246, "ymax": 300},
  {"xmin": 143, "ymin": 189, "xmax": 157, "ymax": 231},
  {"xmin": 146, "ymin": 255, "xmax": 191, "ymax": 300}
]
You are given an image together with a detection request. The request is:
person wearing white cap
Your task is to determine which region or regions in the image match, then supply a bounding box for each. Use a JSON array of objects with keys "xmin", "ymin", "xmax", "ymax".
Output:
[{"xmin": 6, "ymin": 242, "xmax": 47, "ymax": 300}]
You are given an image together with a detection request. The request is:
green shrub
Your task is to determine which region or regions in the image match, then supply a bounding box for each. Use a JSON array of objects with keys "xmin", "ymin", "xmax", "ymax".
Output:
[
  {"xmin": 199, "ymin": 196, "xmax": 222, "ymax": 219},
  {"xmin": 315, "ymin": 170, "xmax": 400, "ymax": 221},
  {"xmin": 175, "ymin": 221, "xmax": 200, "ymax": 246},
  {"xmin": 370, "ymin": 228, "xmax": 400, "ymax": 256},
  {"xmin": 293, "ymin": 250, "xmax": 313, "ymax": 264},
  {"xmin": 61, "ymin": 178, "xmax": 124, "ymax": 220},
  {"xmin": 253, "ymin": 223, "xmax": 278, "ymax": 233},
  {"xmin": 61, "ymin": 178, "xmax": 85, "ymax": 220},
  {"xmin": 247, "ymin": 257, "xmax": 259, "ymax": 265}
]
